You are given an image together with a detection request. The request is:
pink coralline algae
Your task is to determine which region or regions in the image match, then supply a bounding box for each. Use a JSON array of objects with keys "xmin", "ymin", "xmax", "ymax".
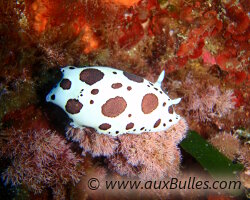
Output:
[
  {"xmin": 66, "ymin": 118, "xmax": 188, "ymax": 180},
  {"xmin": 0, "ymin": 128, "xmax": 84, "ymax": 200},
  {"xmin": 177, "ymin": 73, "xmax": 236, "ymax": 123},
  {"xmin": 209, "ymin": 132, "xmax": 241, "ymax": 160},
  {"xmin": 66, "ymin": 127, "xmax": 119, "ymax": 157}
]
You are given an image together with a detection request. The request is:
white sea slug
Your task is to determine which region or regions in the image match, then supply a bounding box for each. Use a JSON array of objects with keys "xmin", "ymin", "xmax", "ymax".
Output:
[{"xmin": 46, "ymin": 66, "xmax": 182, "ymax": 136}]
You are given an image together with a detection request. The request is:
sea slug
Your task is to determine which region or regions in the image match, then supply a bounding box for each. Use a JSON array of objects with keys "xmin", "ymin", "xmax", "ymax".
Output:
[{"xmin": 46, "ymin": 66, "xmax": 182, "ymax": 136}]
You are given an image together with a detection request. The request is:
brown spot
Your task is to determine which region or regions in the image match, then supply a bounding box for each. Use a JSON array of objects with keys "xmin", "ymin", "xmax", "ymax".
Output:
[
  {"xmin": 128, "ymin": 114, "xmax": 132, "ymax": 117},
  {"xmin": 163, "ymin": 123, "xmax": 166, "ymax": 127},
  {"xmin": 154, "ymin": 119, "xmax": 161, "ymax": 128},
  {"xmin": 99, "ymin": 123, "xmax": 111, "ymax": 130},
  {"xmin": 123, "ymin": 71, "xmax": 144, "ymax": 83},
  {"xmin": 163, "ymin": 102, "xmax": 166, "ymax": 107},
  {"xmin": 140, "ymin": 127, "xmax": 145, "ymax": 131},
  {"xmin": 60, "ymin": 79, "xmax": 71, "ymax": 90},
  {"xmin": 141, "ymin": 93, "xmax": 159, "ymax": 114},
  {"xmin": 65, "ymin": 99, "xmax": 83, "ymax": 114},
  {"xmin": 51, "ymin": 94, "xmax": 55, "ymax": 100},
  {"xmin": 91, "ymin": 89, "xmax": 99, "ymax": 95},
  {"xmin": 169, "ymin": 119, "xmax": 172, "ymax": 122},
  {"xmin": 111, "ymin": 83, "xmax": 122, "ymax": 89},
  {"xmin": 90, "ymin": 100, "xmax": 94, "ymax": 104},
  {"xmin": 127, "ymin": 86, "xmax": 132, "ymax": 91},
  {"xmin": 126, "ymin": 123, "xmax": 134, "ymax": 130},
  {"xmin": 102, "ymin": 96, "xmax": 127, "ymax": 118},
  {"xmin": 168, "ymin": 106, "xmax": 173, "ymax": 114},
  {"xmin": 80, "ymin": 68, "xmax": 104, "ymax": 85}
]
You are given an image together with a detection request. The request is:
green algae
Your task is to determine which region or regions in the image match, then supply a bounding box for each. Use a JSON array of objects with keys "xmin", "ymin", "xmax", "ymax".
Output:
[{"xmin": 181, "ymin": 131, "xmax": 244, "ymax": 196}]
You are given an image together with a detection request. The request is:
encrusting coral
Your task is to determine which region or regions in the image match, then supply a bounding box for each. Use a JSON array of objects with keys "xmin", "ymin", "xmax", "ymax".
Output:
[
  {"xmin": 0, "ymin": 128, "xmax": 84, "ymax": 200},
  {"xmin": 66, "ymin": 118, "xmax": 188, "ymax": 180}
]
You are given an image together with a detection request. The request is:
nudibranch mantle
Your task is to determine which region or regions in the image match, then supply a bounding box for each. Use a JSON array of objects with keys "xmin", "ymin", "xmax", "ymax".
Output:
[{"xmin": 46, "ymin": 66, "xmax": 182, "ymax": 136}]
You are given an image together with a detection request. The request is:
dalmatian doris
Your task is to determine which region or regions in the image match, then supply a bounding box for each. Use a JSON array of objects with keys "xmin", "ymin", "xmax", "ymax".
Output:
[{"xmin": 46, "ymin": 66, "xmax": 182, "ymax": 136}]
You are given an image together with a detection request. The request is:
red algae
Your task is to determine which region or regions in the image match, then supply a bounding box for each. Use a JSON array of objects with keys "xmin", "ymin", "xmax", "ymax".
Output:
[
  {"xmin": 30, "ymin": 0, "xmax": 49, "ymax": 33},
  {"xmin": 103, "ymin": 0, "xmax": 141, "ymax": 7}
]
